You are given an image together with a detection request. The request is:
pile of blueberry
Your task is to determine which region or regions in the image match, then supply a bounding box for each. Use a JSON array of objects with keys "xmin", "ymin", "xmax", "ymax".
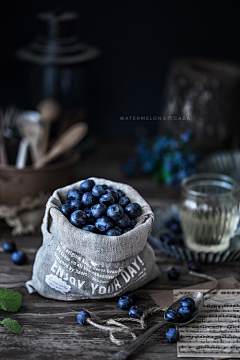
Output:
[
  {"xmin": 2, "ymin": 241, "xmax": 27, "ymax": 265},
  {"xmin": 61, "ymin": 179, "xmax": 142, "ymax": 236},
  {"xmin": 165, "ymin": 297, "xmax": 195, "ymax": 323},
  {"xmin": 124, "ymin": 130, "xmax": 200, "ymax": 187}
]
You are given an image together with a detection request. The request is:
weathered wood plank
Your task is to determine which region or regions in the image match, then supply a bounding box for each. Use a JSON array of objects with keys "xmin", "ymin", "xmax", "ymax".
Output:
[{"xmin": 0, "ymin": 140, "xmax": 239, "ymax": 359}]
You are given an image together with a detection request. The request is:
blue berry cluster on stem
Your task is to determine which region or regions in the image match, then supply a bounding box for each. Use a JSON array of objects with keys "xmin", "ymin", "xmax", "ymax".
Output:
[{"xmin": 123, "ymin": 130, "xmax": 201, "ymax": 187}]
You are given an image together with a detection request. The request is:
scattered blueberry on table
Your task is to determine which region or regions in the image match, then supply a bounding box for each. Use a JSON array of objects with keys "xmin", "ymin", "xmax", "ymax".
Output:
[
  {"xmin": 3, "ymin": 241, "xmax": 16, "ymax": 253},
  {"xmin": 188, "ymin": 261, "xmax": 201, "ymax": 272},
  {"xmin": 168, "ymin": 268, "xmax": 180, "ymax": 281},
  {"xmin": 11, "ymin": 251, "xmax": 27, "ymax": 265},
  {"xmin": 124, "ymin": 291, "xmax": 137, "ymax": 302},
  {"xmin": 166, "ymin": 328, "xmax": 179, "ymax": 343},
  {"xmin": 77, "ymin": 311, "xmax": 91, "ymax": 325},
  {"xmin": 129, "ymin": 305, "xmax": 143, "ymax": 319},
  {"xmin": 118, "ymin": 296, "xmax": 134, "ymax": 310},
  {"xmin": 61, "ymin": 179, "xmax": 142, "ymax": 236}
]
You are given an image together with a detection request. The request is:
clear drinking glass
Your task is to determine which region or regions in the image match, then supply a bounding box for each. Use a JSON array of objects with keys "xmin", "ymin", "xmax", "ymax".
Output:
[{"xmin": 179, "ymin": 173, "xmax": 239, "ymax": 253}]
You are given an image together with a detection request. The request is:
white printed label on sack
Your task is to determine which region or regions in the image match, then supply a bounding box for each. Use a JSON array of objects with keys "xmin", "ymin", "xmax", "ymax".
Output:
[
  {"xmin": 45, "ymin": 241, "xmax": 147, "ymax": 297},
  {"xmin": 45, "ymin": 274, "xmax": 71, "ymax": 294}
]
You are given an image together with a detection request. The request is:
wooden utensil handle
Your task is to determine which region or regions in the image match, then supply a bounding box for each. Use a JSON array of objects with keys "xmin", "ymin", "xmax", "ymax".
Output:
[
  {"xmin": 34, "ymin": 122, "xmax": 88, "ymax": 168},
  {"xmin": 111, "ymin": 320, "xmax": 167, "ymax": 360}
]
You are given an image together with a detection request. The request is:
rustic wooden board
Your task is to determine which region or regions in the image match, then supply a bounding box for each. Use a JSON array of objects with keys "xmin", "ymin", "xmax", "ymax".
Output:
[
  {"xmin": 1, "ymin": 224, "xmax": 240, "ymax": 360},
  {"xmin": 0, "ymin": 140, "xmax": 239, "ymax": 359}
]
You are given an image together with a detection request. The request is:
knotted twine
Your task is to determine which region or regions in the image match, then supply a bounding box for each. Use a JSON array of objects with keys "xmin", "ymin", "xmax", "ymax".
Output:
[{"xmin": 85, "ymin": 271, "xmax": 218, "ymax": 346}]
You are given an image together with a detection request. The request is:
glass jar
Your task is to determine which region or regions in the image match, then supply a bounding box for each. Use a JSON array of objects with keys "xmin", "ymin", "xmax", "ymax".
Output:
[{"xmin": 179, "ymin": 173, "xmax": 239, "ymax": 253}]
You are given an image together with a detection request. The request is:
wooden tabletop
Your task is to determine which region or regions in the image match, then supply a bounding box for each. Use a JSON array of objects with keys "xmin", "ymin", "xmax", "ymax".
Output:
[{"xmin": 0, "ymin": 140, "xmax": 240, "ymax": 360}]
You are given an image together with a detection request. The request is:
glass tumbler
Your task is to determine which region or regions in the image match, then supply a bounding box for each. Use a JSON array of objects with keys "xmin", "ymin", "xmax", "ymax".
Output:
[{"xmin": 179, "ymin": 173, "xmax": 239, "ymax": 253}]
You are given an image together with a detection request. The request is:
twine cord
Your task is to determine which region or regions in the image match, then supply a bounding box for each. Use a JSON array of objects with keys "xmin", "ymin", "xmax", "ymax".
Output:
[{"xmin": 85, "ymin": 271, "xmax": 219, "ymax": 346}]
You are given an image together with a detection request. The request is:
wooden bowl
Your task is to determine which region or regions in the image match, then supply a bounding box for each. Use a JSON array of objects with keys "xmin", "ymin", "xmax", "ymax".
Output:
[{"xmin": 0, "ymin": 151, "xmax": 80, "ymax": 204}]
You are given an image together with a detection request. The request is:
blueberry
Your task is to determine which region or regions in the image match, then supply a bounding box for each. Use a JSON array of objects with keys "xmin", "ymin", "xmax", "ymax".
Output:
[
  {"xmin": 77, "ymin": 311, "xmax": 91, "ymax": 325},
  {"xmin": 180, "ymin": 297, "xmax": 195, "ymax": 311},
  {"xmin": 107, "ymin": 204, "xmax": 124, "ymax": 221},
  {"xmin": 12, "ymin": 251, "xmax": 27, "ymax": 265},
  {"xmin": 118, "ymin": 296, "xmax": 133, "ymax": 310},
  {"xmin": 90, "ymin": 203, "xmax": 107, "ymax": 218},
  {"xmin": 85, "ymin": 209, "xmax": 95, "ymax": 224},
  {"xmin": 177, "ymin": 306, "xmax": 192, "ymax": 320},
  {"xmin": 3, "ymin": 241, "xmax": 16, "ymax": 253},
  {"xmin": 119, "ymin": 196, "xmax": 130, "ymax": 207},
  {"xmin": 61, "ymin": 204, "xmax": 72, "ymax": 218},
  {"xmin": 170, "ymin": 221, "xmax": 182, "ymax": 234},
  {"xmin": 125, "ymin": 203, "xmax": 142, "ymax": 219},
  {"xmin": 101, "ymin": 184, "xmax": 109, "ymax": 190},
  {"xmin": 99, "ymin": 194, "xmax": 115, "ymax": 207},
  {"xmin": 166, "ymin": 328, "xmax": 179, "ymax": 343},
  {"xmin": 159, "ymin": 233, "xmax": 173, "ymax": 244},
  {"xmin": 114, "ymin": 226, "xmax": 123, "ymax": 234},
  {"xmin": 129, "ymin": 219, "xmax": 137, "ymax": 229},
  {"xmin": 172, "ymin": 214, "xmax": 180, "ymax": 222},
  {"xmin": 70, "ymin": 210, "xmax": 87, "ymax": 228},
  {"xmin": 168, "ymin": 268, "xmax": 180, "ymax": 281},
  {"xmin": 106, "ymin": 229, "xmax": 121, "ymax": 236},
  {"xmin": 115, "ymin": 189, "xmax": 125, "ymax": 198},
  {"xmin": 64, "ymin": 199, "xmax": 71, "ymax": 206},
  {"xmin": 92, "ymin": 185, "xmax": 105, "ymax": 198},
  {"xmin": 124, "ymin": 291, "xmax": 137, "ymax": 302},
  {"xmin": 82, "ymin": 225, "xmax": 98, "ymax": 233},
  {"xmin": 67, "ymin": 189, "xmax": 82, "ymax": 201},
  {"xmin": 165, "ymin": 309, "xmax": 180, "ymax": 322},
  {"xmin": 188, "ymin": 261, "xmax": 201, "ymax": 272},
  {"xmin": 81, "ymin": 192, "xmax": 95, "ymax": 207},
  {"xmin": 80, "ymin": 179, "xmax": 95, "ymax": 192},
  {"xmin": 123, "ymin": 227, "xmax": 132, "ymax": 234},
  {"xmin": 70, "ymin": 199, "xmax": 82, "ymax": 212},
  {"xmin": 165, "ymin": 219, "xmax": 182, "ymax": 234},
  {"xmin": 95, "ymin": 216, "xmax": 113, "ymax": 233},
  {"xmin": 180, "ymin": 130, "xmax": 194, "ymax": 143},
  {"xmin": 129, "ymin": 305, "xmax": 143, "ymax": 319},
  {"xmin": 116, "ymin": 213, "xmax": 130, "ymax": 228},
  {"xmin": 105, "ymin": 189, "xmax": 119, "ymax": 202}
]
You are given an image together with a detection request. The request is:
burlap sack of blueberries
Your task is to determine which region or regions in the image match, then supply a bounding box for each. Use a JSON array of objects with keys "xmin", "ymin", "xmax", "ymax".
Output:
[{"xmin": 26, "ymin": 177, "xmax": 159, "ymax": 300}]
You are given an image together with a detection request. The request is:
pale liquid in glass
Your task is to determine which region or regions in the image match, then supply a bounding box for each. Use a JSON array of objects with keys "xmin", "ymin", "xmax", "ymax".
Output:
[{"xmin": 179, "ymin": 201, "xmax": 239, "ymax": 253}]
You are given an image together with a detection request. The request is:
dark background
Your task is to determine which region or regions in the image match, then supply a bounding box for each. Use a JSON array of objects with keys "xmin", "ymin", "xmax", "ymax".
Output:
[{"xmin": 1, "ymin": 0, "xmax": 240, "ymax": 135}]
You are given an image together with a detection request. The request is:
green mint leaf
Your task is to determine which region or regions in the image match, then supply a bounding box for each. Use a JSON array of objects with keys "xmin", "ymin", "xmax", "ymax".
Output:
[
  {"xmin": 0, "ymin": 288, "xmax": 22, "ymax": 312},
  {"xmin": 0, "ymin": 318, "xmax": 23, "ymax": 335}
]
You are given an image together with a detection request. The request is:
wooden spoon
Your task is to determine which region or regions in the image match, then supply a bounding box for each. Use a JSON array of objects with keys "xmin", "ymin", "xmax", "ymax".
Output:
[
  {"xmin": 36, "ymin": 98, "xmax": 61, "ymax": 157},
  {"xmin": 34, "ymin": 122, "xmax": 88, "ymax": 169}
]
